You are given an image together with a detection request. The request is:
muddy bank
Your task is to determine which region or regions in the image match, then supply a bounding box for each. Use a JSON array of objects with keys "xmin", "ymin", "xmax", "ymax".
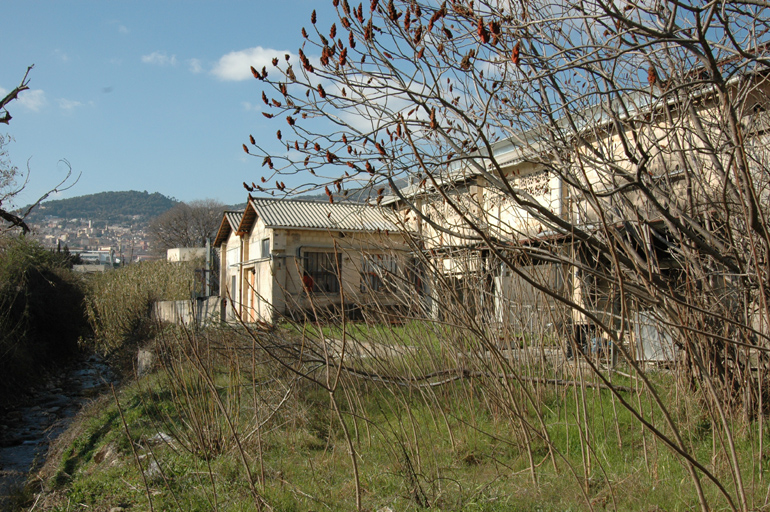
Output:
[{"xmin": 0, "ymin": 354, "xmax": 117, "ymax": 508}]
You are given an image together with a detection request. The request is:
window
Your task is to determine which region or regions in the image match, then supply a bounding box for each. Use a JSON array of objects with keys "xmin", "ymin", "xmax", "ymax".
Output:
[
  {"xmin": 405, "ymin": 258, "xmax": 424, "ymax": 294},
  {"xmin": 361, "ymin": 254, "xmax": 398, "ymax": 292},
  {"xmin": 261, "ymin": 238, "xmax": 270, "ymax": 258},
  {"xmin": 303, "ymin": 252, "xmax": 341, "ymax": 293}
]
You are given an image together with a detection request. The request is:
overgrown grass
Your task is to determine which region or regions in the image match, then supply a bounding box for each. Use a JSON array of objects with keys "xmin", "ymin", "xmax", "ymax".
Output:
[
  {"xmin": 84, "ymin": 259, "xmax": 199, "ymax": 352},
  {"xmin": 29, "ymin": 322, "xmax": 770, "ymax": 511},
  {"xmin": 0, "ymin": 236, "xmax": 89, "ymax": 395}
]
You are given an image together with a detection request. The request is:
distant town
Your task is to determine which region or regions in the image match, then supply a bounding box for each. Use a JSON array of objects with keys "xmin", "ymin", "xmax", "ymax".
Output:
[
  {"xmin": 29, "ymin": 214, "xmax": 155, "ymax": 263},
  {"xmin": 21, "ymin": 190, "xmax": 180, "ymax": 263}
]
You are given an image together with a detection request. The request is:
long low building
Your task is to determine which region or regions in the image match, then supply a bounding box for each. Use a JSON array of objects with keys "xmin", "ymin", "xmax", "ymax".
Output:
[{"xmin": 214, "ymin": 196, "xmax": 410, "ymax": 324}]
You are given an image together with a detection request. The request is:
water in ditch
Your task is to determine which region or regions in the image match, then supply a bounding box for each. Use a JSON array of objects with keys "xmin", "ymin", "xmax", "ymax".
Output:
[{"xmin": 0, "ymin": 354, "xmax": 117, "ymax": 508}]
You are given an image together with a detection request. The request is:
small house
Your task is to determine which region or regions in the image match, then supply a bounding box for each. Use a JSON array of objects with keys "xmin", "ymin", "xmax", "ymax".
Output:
[{"xmin": 214, "ymin": 197, "xmax": 409, "ymax": 324}]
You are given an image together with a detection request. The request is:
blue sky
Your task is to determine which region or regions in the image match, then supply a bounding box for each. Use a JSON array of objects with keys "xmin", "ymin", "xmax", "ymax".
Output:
[{"xmin": 1, "ymin": 1, "xmax": 319, "ymax": 207}]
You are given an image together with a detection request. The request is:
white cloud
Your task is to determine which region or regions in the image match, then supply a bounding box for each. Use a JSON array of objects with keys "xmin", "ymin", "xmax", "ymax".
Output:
[
  {"xmin": 54, "ymin": 49, "xmax": 69, "ymax": 63},
  {"xmin": 330, "ymin": 78, "xmax": 432, "ymax": 133},
  {"xmin": 107, "ymin": 19, "xmax": 129, "ymax": 34},
  {"xmin": 212, "ymin": 46, "xmax": 293, "ymax": 81},
  {"xmin": 141, "ymin": 51, "xmax": 177, "ymax": 67},
  {"xmin": 58, "ymin": 98, "xmax": 83, "ymax": 111},
  {"xmin": 187, "ymin": 58, "xmax": 203, "ymax": 74},
  {"xmin": 242, "ymin": 101, "xmax": 263, "ymax": 112},
  {"xmin": 2, "ymin": 88, "xmax": 48, "ymax": 112}
]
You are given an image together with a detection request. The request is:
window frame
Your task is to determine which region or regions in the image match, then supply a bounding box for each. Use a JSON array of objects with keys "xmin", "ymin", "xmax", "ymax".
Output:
[
  {"xmin": 303, "ymin": 251, "xmax": 341, "ymax": 294},
  {"xmin": 360, "ymin": 253, "xmax": 398, "ymax": 292}
]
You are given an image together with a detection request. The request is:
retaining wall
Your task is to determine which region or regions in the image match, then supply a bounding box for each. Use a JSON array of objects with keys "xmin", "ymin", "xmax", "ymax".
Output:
[{"xmin": 152, "ymin": 297, "xmax": 221, "ymax": 327}]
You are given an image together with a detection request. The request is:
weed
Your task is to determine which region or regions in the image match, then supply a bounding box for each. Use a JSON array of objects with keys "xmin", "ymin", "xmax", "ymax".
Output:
[{"xmin": 33, "ymin": 319, "xmax": 770, "ymax": 511}]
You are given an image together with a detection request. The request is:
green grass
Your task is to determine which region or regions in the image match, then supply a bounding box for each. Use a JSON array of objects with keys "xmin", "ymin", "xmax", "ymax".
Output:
[{"xmin": 31, "ymin": 324, "xmax": 770, "ymax": 511}]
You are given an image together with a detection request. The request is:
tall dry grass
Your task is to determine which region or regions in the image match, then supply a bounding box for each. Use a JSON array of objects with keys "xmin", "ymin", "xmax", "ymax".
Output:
[
  {"xmin": 101, "ymin": 291, "xmax": 767, "ymax": 511},
  {"xmin": 85, "ymin": 260, "xmax": 198, "ymax": 351},
  {"xmin": 53, "ymin": 247, "xmax": 770, "ymax": 510}
]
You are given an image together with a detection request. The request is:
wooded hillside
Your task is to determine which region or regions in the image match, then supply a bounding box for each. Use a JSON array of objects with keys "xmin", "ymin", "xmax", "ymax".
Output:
[{"xmin": 25, "ymin": 191, "xmax": 178, "ymax": 223}]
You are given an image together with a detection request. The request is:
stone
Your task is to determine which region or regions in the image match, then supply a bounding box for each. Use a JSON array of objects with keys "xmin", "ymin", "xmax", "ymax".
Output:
[
  {"xmin": 144, "ymin": 460, "xmax": 162, "ymax": 481},
  {"xmin": 147, "ymin": 432, "xmax": 174, "ymax": 446},
  {"xmin": 94, "ymin": 443, "xmax": 117, "ymax": 465},
  {"xmin": 137, "ymin": 349, "xmax": 155, "ymax": 377}
]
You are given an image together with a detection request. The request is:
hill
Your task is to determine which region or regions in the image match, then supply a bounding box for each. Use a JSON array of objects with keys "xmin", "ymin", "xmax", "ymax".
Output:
[{"xmin": 25, "ymin": 191, "xmax": 179, "ymax": 224}]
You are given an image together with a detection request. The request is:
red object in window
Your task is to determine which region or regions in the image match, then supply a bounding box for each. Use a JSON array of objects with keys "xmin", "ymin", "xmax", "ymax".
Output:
[{"xmin": 302, "ymin": 273, "xmax": 314, "ymax": 292}]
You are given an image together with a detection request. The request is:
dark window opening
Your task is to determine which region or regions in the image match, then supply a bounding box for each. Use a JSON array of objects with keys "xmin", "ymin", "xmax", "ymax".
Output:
[
  {"xmin": 361, "ymin": 254, "xmax": 397, "ymax": 292},
  {"xmin": 304, "ymin": 252, "xmax": 341, "ymax": 293},
  {"xmin": 261, "ymin": 238, "xmax": 270, "ymax": 258}
]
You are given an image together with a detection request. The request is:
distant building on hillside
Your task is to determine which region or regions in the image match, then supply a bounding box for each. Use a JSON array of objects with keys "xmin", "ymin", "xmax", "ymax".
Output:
[
  {"xmin": 166, "ymin": 247, "xmax": 207, "ymax": 262},
  {"xmin": 73, "ymin": 249, "xmax": 117, "ymax": 273}
]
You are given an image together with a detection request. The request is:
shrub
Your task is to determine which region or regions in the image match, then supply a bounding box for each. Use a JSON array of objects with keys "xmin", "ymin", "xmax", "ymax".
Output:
[
  {"xmin": 0, "ymin": 236, "xmax": 89, "ymax": 392},
  {"xmin": 85, "ymin": 260, "xmax": 197, "ymax": 351}
]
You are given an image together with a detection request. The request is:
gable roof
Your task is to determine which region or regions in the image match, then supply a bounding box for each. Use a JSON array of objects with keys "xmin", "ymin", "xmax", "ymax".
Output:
[
  {"xmin": 213, "ymin": 210, "xmax": 244, "ymax": 247},
  {"xmin": 238, "ymin": 196, "xmax": 398, "ymax": 234}
]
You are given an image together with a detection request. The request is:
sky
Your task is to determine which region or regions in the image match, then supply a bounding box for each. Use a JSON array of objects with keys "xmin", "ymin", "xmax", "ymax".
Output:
[{"xmin": 0, "ymin": 1, "xmax": 320, "ymax": 208}]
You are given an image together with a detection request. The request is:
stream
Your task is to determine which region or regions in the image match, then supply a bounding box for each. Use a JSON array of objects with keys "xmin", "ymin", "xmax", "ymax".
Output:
[{"xmin": 0, "ymin": 353, "xmax": 117, "ymax": 507}]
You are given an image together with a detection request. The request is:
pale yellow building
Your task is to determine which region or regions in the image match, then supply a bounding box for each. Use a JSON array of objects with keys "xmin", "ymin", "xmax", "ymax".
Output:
[{"xmin": 214, "ymin": 197, "xmax": 410, "ymax": 324}]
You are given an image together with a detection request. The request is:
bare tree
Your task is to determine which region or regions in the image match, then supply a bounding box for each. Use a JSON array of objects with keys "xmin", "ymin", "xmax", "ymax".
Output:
[
  {"xmin": 1, "ymin": 66, "xmax": 77, "ymax": 234},
  {"xmin": 148, "ymin": 199, "xmax": 225, "ymax": 255},
  {"xmin": 0, "ymin": 67, "xmax": 35, "ymax": 233},
  {"xmin": 242, "ymin": 1, "xmax": 770, "ymax": 509}
]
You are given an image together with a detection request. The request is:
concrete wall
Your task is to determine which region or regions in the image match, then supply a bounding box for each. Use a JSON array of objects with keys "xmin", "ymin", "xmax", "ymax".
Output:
[
  {"xmin": 167, "ymin": 247, "xmax": 207, "ymax": 262},
  {"xmin": 72, "ymin": 264, "xmax": 111, "ymax": 274},
  {"xmin": 153, "ymin": 297, "xmax": 222, "ymax": 327}
]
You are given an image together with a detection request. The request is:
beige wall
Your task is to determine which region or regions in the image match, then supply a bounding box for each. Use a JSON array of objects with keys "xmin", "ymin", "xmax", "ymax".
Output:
[
  {"xmin": 166, "ymin": 247, "xmax": 206, "ymax": 262},
  {"xmin": 487, "ymin": 162, "xmax": 565, "ymax": 240},
  {"xmin": 221, "ymin": 229, "xmax": 243, "ymax": 322},
  {"xmin": 233, "ymin": 217, "xmax": 408, "ymax": 324}
]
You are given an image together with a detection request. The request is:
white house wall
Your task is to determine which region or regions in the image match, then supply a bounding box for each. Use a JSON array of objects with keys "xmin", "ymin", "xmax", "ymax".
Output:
[
  {"xmin": 224, "ymin": 230, "xmax": 242, "ymax": 322},
  {"xmin": 241, "ymin": 218, "xmax": 274, "ymax": 323},
  {"xmin": 487, "ymin": 162, "xmax": 564, "ymax": 240}
]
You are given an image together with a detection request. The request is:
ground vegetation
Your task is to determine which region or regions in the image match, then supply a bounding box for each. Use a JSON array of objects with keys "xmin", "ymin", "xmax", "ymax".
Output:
[
  {"xmin": 0, "ymin": 236, "xmax": 89, "ymax": 398},
  {"xmin": 19, "ymin": 1, "xmax": 770, "ymax": 510},
  {"xmin": 23, "ymin": 322, "xmax": 770, "ymax": 511},
  {"xmin": 85, "ymin": 259, "xmax": 204, "ymax": 352}
]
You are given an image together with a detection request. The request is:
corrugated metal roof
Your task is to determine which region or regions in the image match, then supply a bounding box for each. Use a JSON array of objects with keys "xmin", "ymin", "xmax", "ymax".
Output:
[
  {"xmin": 225, "ymin": 211, "xmax": 243, "ymax": 231},
  {"xmin": 249, "ymin": 198, "xmax": 398, "ymax": 232},
  {"xmin": 213, "ymin": 210, "xmax": 244, "ymax": 247}
]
